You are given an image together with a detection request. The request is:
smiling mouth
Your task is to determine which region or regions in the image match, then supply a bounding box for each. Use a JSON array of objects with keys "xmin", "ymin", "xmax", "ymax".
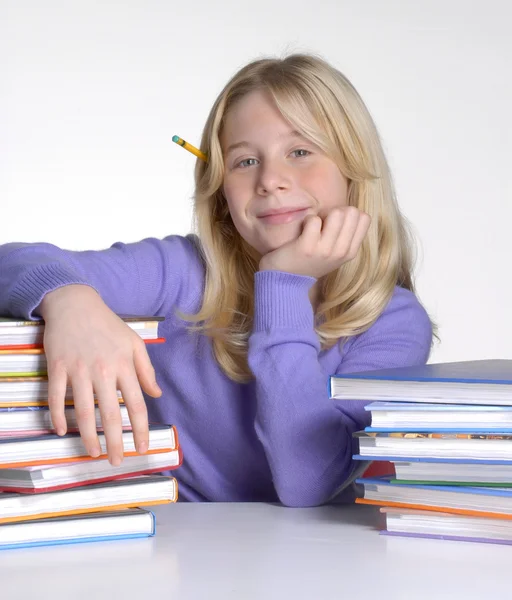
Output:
[{"xmin": 258, "ymin": 207, "xmax": 310, "ymax": 225}]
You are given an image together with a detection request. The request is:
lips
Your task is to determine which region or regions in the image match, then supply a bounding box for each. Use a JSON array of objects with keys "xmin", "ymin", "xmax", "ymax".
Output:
[
  {"xmin": 258, "ymin": 206, "xmax": 310, "ymax": 218},
  {"xmin": 257, "ymin": 206, "xmax": 310, "ymax": 226}
]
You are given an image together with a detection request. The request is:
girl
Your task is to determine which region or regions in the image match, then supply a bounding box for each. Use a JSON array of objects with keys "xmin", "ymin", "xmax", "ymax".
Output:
[{"xmin": 0, "ymin": 53, "xmax": 433, "ymax": 507}]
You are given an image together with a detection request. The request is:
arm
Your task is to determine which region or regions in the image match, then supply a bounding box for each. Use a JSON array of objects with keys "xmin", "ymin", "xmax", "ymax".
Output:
[
  {"xmin": 248, "ymin": 271, "xmax": 433, "ymax": 508},
  {"xmin": 0, "ymin": 234, "xmax": 203, "ymax": 464},
  {"xmin": 0, "ymin": 235, "xmax": 202, "ymax": 319}
]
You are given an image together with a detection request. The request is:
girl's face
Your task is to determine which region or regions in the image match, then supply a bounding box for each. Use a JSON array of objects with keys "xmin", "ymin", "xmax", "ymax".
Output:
[{"xmin": 221, "ymin": 89, "xmax": 349, "ymax": 256}]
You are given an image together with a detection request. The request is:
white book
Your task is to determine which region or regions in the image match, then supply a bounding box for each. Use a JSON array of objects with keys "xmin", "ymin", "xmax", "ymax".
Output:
[{"xmin": 366, "ymin": 402, "xmax": 512, "ymax": 430}]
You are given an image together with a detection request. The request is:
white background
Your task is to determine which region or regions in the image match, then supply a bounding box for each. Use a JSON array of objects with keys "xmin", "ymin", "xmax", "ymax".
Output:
[{"xmin": 2, "ymin": 0, "xmax": 511, "ymax": 364}]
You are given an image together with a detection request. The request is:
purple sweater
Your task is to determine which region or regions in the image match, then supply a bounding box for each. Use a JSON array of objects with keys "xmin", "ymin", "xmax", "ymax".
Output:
[{"xmin": 0, "ymin": 235, "xmax": 433, "ymax": 506}]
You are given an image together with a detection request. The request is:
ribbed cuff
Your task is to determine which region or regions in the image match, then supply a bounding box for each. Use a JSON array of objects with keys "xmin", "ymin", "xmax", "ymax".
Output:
[
  {"xmin": 254, "ymin": 270, "xmax": 316, "ymax": 331},
  {"xmin": 9, "ymin": 264, "xmax": 97, "ymax": 319}
]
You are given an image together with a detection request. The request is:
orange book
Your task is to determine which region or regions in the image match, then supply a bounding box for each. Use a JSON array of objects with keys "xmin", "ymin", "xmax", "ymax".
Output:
[
  {"xmin": 0, "ymin": 475, "xmax": 178, "ymax": 524},
  {"xmin": 0, "ymin": 424, "xmax": 178, "ymax": 469},
  {"xmin": 357, "ymin": 498, "xmax": 512, "ymax": 521}
]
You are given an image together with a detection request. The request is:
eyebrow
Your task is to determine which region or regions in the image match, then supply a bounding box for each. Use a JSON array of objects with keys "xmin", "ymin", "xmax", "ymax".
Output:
[{"xmin": 224, "ymin": 130, "xmax": 305, "ymax": 155}]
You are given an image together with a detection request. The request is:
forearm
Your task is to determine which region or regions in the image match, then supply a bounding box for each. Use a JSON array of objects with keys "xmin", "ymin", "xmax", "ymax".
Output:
[{"xmin": 249, "ymin": 271, "xmax": 362, "ymax": 507}]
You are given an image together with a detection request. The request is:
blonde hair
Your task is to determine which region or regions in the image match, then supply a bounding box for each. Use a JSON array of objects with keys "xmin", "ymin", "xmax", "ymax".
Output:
[{"xmin": 184, "ymin": 53, "xmax": 423, "ymax": 382}]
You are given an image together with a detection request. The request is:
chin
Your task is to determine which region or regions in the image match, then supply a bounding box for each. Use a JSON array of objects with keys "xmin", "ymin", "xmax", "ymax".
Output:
[
  {"xmin": 259, "ymin": 226, "xmax": 302, "ymax": 253},
  {"xmin": 258, "ymin": 240, "xmax": 292, "ymax": 255}
]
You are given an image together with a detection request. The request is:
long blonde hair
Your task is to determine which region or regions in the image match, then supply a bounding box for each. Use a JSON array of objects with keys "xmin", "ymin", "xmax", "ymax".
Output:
[{"xmin": 185, "ymin": 53, "xmax": 421, "ymax": 382}]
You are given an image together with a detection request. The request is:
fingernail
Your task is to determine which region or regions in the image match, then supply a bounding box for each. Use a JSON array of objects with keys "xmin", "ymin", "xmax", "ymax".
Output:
[
  {"xmin": 111, "ymin": 455, "xmax": 122, "ymax": 467},
  {"xmin": 90, "ymin": 446, "xmax": 101, "ymax": 458},
  {"xmin": 138, "ymin": 441, "xmax": 148, "ymax": 454}
]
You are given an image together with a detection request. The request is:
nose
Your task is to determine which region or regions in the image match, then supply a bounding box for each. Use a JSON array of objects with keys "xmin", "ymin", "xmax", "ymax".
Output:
[{"xmin": 256, "ymin": 159, "xmax": 291, "ymax": 196}]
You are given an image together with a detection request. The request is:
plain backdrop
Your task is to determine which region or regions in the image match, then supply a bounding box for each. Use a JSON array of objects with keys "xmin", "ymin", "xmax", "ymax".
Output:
[{"xmin": 1, "ymin": 0, "xmax": 511, "ymax": 364}]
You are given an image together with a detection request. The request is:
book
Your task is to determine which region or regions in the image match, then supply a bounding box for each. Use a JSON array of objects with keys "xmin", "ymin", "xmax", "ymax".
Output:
[
  {"xmin": 0, "ymin": 315, "xmax": 165, "ymax": 347},
  {"xmin": 0, "ymin": 424, "xmax": 178, "ymax": 468},
  {"xmin": 0, "ymin": 508, "xmax": 156, "ymax": 550},
  {"xmin": 0, "ymin": 376, "xmax": 123, "ymax": 407},
  {"xmin": 0, "ymin": 349, "xmax": 48, "ymax": 377},
  {"xmin": 0, "ymin": 475, "xmax": 177, "ymax": 524},
  {"xmin": 380, "ymin": 507, "xmax": 512, "ymax": 546},
  {"xmin": 0, "ymin": 405, "xmax": 132, "ymax": 436},
  {"xmin": 0, "ymin": 449, "xmax": 182, "ymax": 493},
  {"xmin": 356, "ymin": 475, "xmax": 512, "ymax": 519},
  {"xmin": 392, "ymin": 459, "xmax": 512, "ymax": 485},
  {"xmin": 330, "ymin": 359, "xmax": 512, "ymax": 405},
  {"xmin": 354, "ymin": 430, "xmax": 512, "ymax": 461},
  {"xmin": 364, "ymin": 402, "xmax": 512, "ymax": 431}
]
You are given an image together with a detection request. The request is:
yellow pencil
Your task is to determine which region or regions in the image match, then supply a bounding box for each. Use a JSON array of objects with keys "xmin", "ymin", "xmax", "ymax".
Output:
[{"xmin": 172, "ymin": 135, "xmax": 208, "ymax": 162}]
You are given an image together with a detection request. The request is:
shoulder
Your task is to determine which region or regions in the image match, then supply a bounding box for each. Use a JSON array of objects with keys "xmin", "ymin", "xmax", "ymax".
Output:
[
  {"xmin": 160, "ymin": 234, "xmax": 206, "ymax": 311},
  {"xmin": 112, "ymin": 233, "xmax": 206, "ymax": 312},
  {"xmin": 379, "ymin": 286, "xmax": 432, "ymax": 331},
  {"xmin": 339, "ymin": 286, "xmax": 434, "ymax": 373},
  {"xmin": 369, "ymin": 286, "xmax": 433, "ymax": 349}
]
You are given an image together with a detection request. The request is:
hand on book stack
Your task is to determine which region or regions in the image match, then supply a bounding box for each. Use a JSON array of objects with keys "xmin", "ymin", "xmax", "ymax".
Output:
[{"xmin": 0, "ymin": 316, "xmax": 181, "ymax": 550}]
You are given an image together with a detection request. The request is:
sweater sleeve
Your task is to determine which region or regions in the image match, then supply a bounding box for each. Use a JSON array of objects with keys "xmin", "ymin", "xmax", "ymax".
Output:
[
  {"xmin": 248, "ymin": 271, "xmax": 433, "ymax": 508},
  {"xmin": 0, "ymin": 235, "xmax": 203, "ymax": 319}
]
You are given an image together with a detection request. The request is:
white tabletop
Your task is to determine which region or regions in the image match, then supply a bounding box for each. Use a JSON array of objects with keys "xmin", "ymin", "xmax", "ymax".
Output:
[{"xmin": 0, "ymin": 502, "xmax": 510, "ymax": 599}]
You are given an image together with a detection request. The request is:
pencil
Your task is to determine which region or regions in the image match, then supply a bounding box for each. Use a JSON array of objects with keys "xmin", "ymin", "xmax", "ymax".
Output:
[{"xmin": 172, "ymin": 135, "xmax": 208, "ymax": 162}]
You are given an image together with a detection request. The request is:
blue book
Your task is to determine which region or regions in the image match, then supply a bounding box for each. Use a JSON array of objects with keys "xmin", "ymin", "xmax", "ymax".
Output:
[
  {"xmin": 0, "ymin": 508, "xmax": 156, "ymax": 551},
  {"xmin": 329, "ymin": 359, "xmax": 512, "ymax": 405},
  {"xmin": 352, "ymin": 455, "xmax": 512, "ymax": 464},
  {"xmin": 353, "ymin": 429, "xmax": 512, "ymax": 462},
  {"xmin": 363, "ymin": 401, "xmax": 512, "ymax": 432}
]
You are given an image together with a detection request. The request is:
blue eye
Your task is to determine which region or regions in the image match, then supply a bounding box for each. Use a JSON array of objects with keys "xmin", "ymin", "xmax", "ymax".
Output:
[
  {"xmin": 291, "ymin": 149, "xmax": 311, "ymax": 158},
  {"xmin": 237, "ymin": 158, "xmax": 259, "ymax": 168}
]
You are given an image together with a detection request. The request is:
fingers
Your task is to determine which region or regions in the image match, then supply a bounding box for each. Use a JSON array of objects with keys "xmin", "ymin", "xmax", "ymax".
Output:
[
  {"xmin": 46, "ymin": 359, "xmax": 69, "ymax": 436},
  {"xmin": 329, "ymin": 206, "xmax": 370, "ymax": 262},
  {"xmin": 72, "ymin": 365, "xmax": 102, "ymax": 459},
  {"xmin": 133, "ymin": 340, "xmax": 162, "ymax": 398},
  {"xmin": 299, "ymin": 215, "xmax": 323, "ymax": 253},
  {"xmin": 93, "ymin": 371, "xmax": 125, "ymax": 466},
  {"xmin": 319, "ymin": 208, "xmax": 345, "ymax": 253},
  {"xmin": 346, "ymin": 211, "xmax": 371, "ymax": 259},
  {"xmin": 298, "ymin": 207, "xmax": 371, "ymax": 273},
  {"xmin": 118, "ymin": 367, "xmax": 150, "ymax": 455}
]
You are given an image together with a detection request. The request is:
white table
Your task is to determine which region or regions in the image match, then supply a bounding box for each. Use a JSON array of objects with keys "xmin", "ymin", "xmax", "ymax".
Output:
[{"xmin": 0, "ymin": 502, "xmax": 510, "ymax": 599}]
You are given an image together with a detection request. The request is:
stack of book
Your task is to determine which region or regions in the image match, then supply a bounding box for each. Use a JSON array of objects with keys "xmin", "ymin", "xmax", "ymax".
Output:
[
  {"xmin": 0, "ymin": 316, "xmax": 181, "ymax": 550},
  {"xmin": 330, "ymin": 359, "xmax": 512, "ymax": 546}
]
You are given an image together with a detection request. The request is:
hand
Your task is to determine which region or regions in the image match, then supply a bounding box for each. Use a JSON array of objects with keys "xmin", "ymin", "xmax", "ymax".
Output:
[
  {"xmin": 258, "ymin": 206, "xmax": 371, "ymax": 279},
  {"xmin": 39, "ymin": 285, "xmax": 162, "ymax": 466}
]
